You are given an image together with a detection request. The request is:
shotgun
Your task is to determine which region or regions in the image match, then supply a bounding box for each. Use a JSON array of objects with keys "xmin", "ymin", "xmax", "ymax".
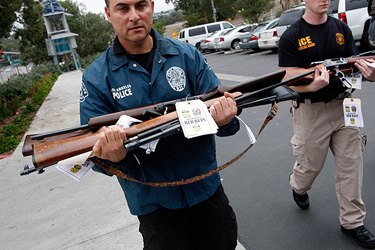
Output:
[
  {"xmin": 22, "ymin": 69, "xmax": 287, "ymax": 157},
  {"xmin": 25, "ymin": 92, "xmax": 241, "ymax": 171},
  {"xmin": 22, "ymin": 69, "xmax": 313, "ymax": 174}
]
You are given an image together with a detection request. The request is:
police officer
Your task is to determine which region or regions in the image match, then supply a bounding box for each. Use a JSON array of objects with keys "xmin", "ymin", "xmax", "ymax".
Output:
[{"xmin": 80, "ymin": 0, "xmax": 239, "ymax": 249}]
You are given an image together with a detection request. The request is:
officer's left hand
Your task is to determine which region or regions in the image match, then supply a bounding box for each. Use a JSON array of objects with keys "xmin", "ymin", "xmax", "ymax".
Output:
[
  {"xmin": 355, "ymin": 59, "xmax": 375, "ymax": 81},
  {"xmin": 210, "ymin": 92, "xmax": 237, "ymax": 127}
]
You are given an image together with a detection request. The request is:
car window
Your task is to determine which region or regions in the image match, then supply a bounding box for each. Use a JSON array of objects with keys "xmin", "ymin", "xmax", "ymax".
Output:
[
  {"xmin": 252, "ymin": 23, "xmax": 268, "ymax": 32},
  {"xmin": 238, "ymin": 26, "xmax": 253, "ymax": 33},
  {"xmin": 267, "ymin": 20, "xmax": 279, "ymax": 29},
  {"xmin": 346, "ymin": 0, "xmax": 367, "ymax": 11},
  {"xmin": 278, "ymin": 8, "xmax": 305, "ymax": 26},
  {"xmin": 207, "ymin": 24, "xmax": 221, "ymax": 33},
  {"xmin": 223, "ymin": 23, "xmax": 233, "ymax": 29},
  {"xmin": 180, "ymin": 30, "xmax": 185, "ymax": 39},
  {"xmin": 328, "ymin": 0, "xmax": 339, "ymax": 14},
  {"xmin": 207, "ymin": 30, "xmax": 219, "ymax": 38},
  {"xmin": 220, "ymin": 29, "xmax": 233, "ymax": 35},
  {"xmin": 188, "ymin": 27, "xmax": 206, "ymax": 37},
  {"xmin": 225, "ymin": 28, "xmax": 237, "ymax": 35}
]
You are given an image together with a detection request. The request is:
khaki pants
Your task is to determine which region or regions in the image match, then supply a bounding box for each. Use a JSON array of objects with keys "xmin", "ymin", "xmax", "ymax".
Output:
[{"xmin": 289, "ymin": 97, "xmax": 366, "ymax": 229}]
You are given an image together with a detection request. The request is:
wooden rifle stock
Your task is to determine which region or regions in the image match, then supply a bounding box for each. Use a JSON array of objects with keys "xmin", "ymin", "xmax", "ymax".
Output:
[
  {"xmin": 22, "ymin": 70, "xmax": 286, "ymax": 156},
  {"xmin": 32, "ymin": 92, "xmax": 242, "ymax": 169}
]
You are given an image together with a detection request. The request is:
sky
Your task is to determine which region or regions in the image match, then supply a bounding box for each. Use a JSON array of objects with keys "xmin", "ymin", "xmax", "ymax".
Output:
[{"xmin": 74, "ymin": 0, "xmax": 174, "ymax": 15}]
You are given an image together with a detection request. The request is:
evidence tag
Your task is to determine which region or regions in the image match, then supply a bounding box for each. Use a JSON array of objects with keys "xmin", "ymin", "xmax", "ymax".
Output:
[
  {"xmin": 345, "ymin": 72, "xmax": 362, "ymax": 89},
  {"xmin": 343, "ymin": 98, "xmax": 364, "ymax": 127},
  {"xmin": 176, "ymin": 100, "xmax": 218, "ymax": 139}
]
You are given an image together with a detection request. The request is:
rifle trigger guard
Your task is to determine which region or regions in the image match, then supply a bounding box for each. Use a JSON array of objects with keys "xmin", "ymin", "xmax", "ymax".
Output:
[{"xmin": 334, "ymin": 67, "xmax": 352, "ymax": 89}]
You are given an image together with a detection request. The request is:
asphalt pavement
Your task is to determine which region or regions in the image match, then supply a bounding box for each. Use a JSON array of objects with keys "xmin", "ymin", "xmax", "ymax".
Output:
[{"xmin": 0, "ymin": 70, "xmax": 246, "ymax": 250}]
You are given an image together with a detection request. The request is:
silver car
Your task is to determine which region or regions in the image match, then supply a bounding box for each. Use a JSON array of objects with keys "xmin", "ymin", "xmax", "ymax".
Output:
[
  {"xmin": 214, "ymin": 24, "xmax": 255, "ymax": 51},
  {"xmin": 239, "ymin": 18, "xmax": 279, "ymax": 51},
  {"xmin": 200, "ymin": 29, "xmax": 233, "ymax": 52}
]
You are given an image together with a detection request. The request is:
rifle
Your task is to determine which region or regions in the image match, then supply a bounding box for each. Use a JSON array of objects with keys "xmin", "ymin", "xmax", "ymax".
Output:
[
  {"xmin": 22, "ymin": 70, "xmax": 287, "ymax": 157},
  {"xmin": 23, "ymin": 93, "xmax": 241, "ymax": 173},
  {"xmin": 22, "ymin": 68, "xmax": 322, "ymax": 175},
  {"xmin": 20, "ymin": 52, "xmax": 375, "ymax": 176},
  {"xmin": 283, "ymin": 52, "xmax": 375, "ymax": 87}
]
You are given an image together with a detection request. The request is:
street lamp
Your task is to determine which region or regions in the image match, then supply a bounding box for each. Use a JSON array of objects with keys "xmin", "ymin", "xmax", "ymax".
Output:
[{"xmin": 211, "ymin": 0, "xmax": 216, "ymax": 22}]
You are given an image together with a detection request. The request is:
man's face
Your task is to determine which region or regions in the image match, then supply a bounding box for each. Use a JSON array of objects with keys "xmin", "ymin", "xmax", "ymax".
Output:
[
  {"xmin": 304, "ymin": 0, "xmax": 331, "ymax": 15},
  {"xmin": 105, "ymin": 0, "xmax": 154, "ymax": 45}
]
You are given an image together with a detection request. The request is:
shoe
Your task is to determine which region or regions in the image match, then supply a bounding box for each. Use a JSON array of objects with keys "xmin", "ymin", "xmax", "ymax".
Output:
[
  {"xmin": 292, "ymin": 190, "xmax": 309, "ymax": 210},
  {"xmin": 341, "ymin": 225, "xmax": 375, "ymax": 248}
]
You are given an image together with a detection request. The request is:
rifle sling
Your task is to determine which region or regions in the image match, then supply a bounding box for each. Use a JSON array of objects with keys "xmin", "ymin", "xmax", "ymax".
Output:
[{"xmin": 90, "ymin": 102, "xmax": 279, "ymax": 187}]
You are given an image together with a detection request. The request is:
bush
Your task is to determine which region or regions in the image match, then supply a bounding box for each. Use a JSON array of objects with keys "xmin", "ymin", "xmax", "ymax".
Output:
[{"xmin": 0, "ymin": 62, "xmax": 61, "ymax": 154}]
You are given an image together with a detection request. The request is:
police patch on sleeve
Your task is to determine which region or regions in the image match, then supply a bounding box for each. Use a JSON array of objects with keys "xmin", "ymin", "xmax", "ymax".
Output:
[
  {"xmin": 80, "ymin": 82, "xmax": 89, "ymax": 102},
  {"xmin": 166, "ymin": 66, "xmax": 186, "ymax": 92}
]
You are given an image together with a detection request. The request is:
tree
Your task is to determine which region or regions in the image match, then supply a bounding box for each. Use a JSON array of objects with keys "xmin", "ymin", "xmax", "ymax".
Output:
[
  {"xmin": 0, "ymin": 0, "xmax": 23, "ymax": 39},
  {"xmin": 78, "ymin": 13, "xmax": 114, "ymax": 57},
  {"xmin": 14, "ymin": 0, "xmax": 49, "ymax": 64},
  {"xmin": 153, "ymin": 22, "xmax": 166, "ymax": 36},
  {"xmin": 59, "ymin": 0, "xmax": 114, "ymax": 58},
  {"xmin": 161, "ymin": 11, "xmax": 184, "ymax": 26},
  {"xmin": 234, "ymin": 0, "xmax": 274, "ymax": 23},
  {"xmin": 166, "ymin": 0, "xmax": 236, "ymax": 26}
]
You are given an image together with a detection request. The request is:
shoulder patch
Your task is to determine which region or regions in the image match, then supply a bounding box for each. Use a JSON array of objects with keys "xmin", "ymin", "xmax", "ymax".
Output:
[{"xmin": 80, "ymin": 82, "xmax": 89, "ymax": 102}]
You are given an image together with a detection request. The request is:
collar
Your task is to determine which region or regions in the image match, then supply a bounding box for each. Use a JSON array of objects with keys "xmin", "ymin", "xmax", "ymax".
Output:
[{"xmin": 110, "ymin": 29, "xmax": 179, "ymax": 71}]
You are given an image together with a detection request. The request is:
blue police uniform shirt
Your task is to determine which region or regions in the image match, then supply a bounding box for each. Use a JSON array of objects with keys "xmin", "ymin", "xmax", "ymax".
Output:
[{"xmin": 80, "ymin": 29, "xmax": 239, "ymax": 216}]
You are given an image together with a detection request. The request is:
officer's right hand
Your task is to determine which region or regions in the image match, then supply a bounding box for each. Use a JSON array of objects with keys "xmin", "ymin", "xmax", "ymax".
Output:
[{"xmin": 93, "ymin": 126, "xmax": 127, "ymax": 163}]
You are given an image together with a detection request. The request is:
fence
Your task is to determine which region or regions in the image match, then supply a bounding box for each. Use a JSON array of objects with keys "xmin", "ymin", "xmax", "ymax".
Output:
[{"xmin": 0, "ymin": 64, "xmax": 34, "ymax": 84}]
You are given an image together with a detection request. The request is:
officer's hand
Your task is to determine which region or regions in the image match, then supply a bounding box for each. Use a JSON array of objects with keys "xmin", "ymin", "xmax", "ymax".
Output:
[
  {"xmin": 210, "ymin": 92, "xmax": 237, "ymax": 127},
  {"xmin": 355, "ymin": 59, "xmax": 375, "ymax": 82},
  {"xmin": 309, "ymin": 65, "xmax": 330, "ymax": 92},
  {"xmin": 93, "ymin": 126, "xmax": 127, "ymax": 163}
]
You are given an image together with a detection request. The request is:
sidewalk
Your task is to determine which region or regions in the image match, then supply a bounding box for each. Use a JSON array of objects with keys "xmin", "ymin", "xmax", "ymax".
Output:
[{"xmin": 0, "ymin": 70, "xmax": 245, "ymax": 249}]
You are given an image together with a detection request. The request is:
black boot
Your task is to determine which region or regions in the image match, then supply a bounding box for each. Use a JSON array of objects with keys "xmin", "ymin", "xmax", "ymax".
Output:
[
  {"xmin": 341, "ymin": 225, "xmax": 375, "ymax": 249},
  {"xmin": 292, "ymin": 189, "xmax": 309, "ymax": 210}
]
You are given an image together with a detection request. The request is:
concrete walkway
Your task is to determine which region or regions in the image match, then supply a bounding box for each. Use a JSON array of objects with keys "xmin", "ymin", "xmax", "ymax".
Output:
[{"xmin": 0, "ymin": 70, "xmax": 245, "ymax": 249}]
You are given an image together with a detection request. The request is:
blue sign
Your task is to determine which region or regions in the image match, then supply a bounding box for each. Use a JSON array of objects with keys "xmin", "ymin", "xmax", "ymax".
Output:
[{"xmin": 44, "ymin": 0, "xmax": 64, "ymax": 14}]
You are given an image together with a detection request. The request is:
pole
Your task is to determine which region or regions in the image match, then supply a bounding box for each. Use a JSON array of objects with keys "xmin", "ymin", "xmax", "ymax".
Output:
[{"xmin": 211, "ymin": 0, "xmax": 216, "ymax": 22}]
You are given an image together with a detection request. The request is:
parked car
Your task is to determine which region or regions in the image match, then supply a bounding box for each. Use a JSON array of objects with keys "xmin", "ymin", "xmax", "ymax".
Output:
[
  {"xmin": 328, "ymin": 0, "xmax": 375, "ymax": 50},
  {"xmin": 239, "ymin": 18, "xmax": 279, "ymax": 51},
  {"xmin": 276, "ymin": 5, "xmax": 306, "ymax": 38},
  {"xmin": 214, "ymin": 24, "xmax": 255, "ymax": 51},
  {"xmin": 258, "ymin": 28, "xmax": 279, "ymax": 52},
  {"xmin": 177, "ymin": 21, "xmax": 234, "ymax": 51},
  {"xmin": 200, "ymin": 29, "xmax": 233, "ymax": 52},
  {"xmin": 258, "ymin": 5, "xmax": 305, "ymax": 51}
]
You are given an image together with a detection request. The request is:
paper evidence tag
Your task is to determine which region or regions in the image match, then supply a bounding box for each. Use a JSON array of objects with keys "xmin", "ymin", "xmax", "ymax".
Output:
[
  {"xmin": 55, "ymin": 115, "xmax": 161, "ymax": 181},
  {"xmin": 345, "ymin": 72, "xmax": 362, "ymax": 89},
  {"xmin": 56, "ymin": 160, "xmax": 94, "ymax": 182},
  {"xmin": 176, "ymin": 100, "xmax": 218, "ymax": 139},
  {"xmin": 343, "ymin": 98, "xmax": 364, "ymax": 127}
]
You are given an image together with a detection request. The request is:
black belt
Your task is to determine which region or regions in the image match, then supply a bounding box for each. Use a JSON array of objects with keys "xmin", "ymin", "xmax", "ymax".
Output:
[
  {"xmin": 298, "ymin": 96, "xmax": 334, "ymax": 103},
  {"xmin": 298, "ymin": 91, "xmax": 348, "ymax": 104}
]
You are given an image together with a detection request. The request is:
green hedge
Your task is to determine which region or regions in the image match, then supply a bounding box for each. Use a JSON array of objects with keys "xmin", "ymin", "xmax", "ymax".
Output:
[{"xmin": 0, "ymin": 62, "xmax": 61, "ymax": 153}]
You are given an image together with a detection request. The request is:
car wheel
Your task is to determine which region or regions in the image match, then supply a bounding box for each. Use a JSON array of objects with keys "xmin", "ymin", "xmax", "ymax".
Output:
[
  {"xmin": 360, "ymin": 23, "xmax": 375, "ymax": 51},
  {"xmin": 231, "ymin": 40, "xmax": 241, "ymax": 50},
  {"xmin": 195, "ymin": 43, "xmax": 202, "ymax": 52}
]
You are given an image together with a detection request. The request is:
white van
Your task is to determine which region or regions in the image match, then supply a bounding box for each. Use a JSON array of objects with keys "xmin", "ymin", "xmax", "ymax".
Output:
[{"xmin": 178, "ymin": 21, "xmax": 234, "ymax": 50}]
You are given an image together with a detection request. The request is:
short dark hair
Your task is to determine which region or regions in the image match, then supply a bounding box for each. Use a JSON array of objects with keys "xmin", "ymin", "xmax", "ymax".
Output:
[{"xmin": 105, "ymin": 0, "xmax": 152, "ymax": 8}]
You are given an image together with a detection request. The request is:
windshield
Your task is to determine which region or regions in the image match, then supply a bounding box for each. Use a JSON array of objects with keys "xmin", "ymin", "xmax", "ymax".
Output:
[{"xmin": 278, "ymin": 8, "xmax": 305, "ymax": 26}]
